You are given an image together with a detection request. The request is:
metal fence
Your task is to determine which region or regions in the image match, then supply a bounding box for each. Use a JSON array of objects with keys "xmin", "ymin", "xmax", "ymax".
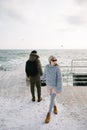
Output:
[
  {"xmin": 71, "ymin": 59, "xmax": 87, "ymax": 86},
  {"xmin": 60, "ymin": 66, "xmax": 72, "ymax": 86},
  {"xmin": 61, "ymin": 59, "xmax": 87, "ymax": 86},
  {"xmin": 43, "ymin": 59, "xmax": 87, "ymax": 86}
]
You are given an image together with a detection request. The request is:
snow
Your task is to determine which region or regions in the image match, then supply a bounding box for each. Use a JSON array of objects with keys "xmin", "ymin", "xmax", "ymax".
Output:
[
  {"xmin": 0, "ymin": 95, "xmax": 87, "ymax": 130},
  {"xmin": 0, "ymin": 65, "xmax": 87, "ymax": 130}
]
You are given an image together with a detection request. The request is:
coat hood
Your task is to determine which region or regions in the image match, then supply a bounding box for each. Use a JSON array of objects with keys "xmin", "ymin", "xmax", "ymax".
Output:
[{"xmin": 29, "ymin": 53, "xmax": 39, "ymax": 61}]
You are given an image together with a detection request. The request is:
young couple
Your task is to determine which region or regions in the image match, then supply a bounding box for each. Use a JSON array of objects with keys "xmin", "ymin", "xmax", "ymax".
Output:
[{"xmin": 25, "ymin": 50, "xmax": 62, "ymax": 123}]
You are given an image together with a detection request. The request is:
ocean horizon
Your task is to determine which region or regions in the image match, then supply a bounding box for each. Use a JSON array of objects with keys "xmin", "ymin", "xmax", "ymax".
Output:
[{"xmin": 0, "ymin": 49, "xmax": 87, "ymax": 71}]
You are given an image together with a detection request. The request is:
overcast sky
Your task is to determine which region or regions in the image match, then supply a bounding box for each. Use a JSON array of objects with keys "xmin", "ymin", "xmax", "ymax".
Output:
[{"xmin": 0, "ymin": 0, "xmax": 87, "ymax": 49}]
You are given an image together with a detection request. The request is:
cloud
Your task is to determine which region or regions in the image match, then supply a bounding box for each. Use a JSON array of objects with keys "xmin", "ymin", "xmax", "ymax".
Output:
[
  {"xmin": 75, "ymin": 0, "xmax": 87, "ymax": 5},
  {"xmin": 67, "ymin": 15, "xmax": 87, "ymax": 26},
  {"xmin": 0, "ymin": 0, "xmax": 25, "ymax": 22},
  {"xmin": 0, "ymin": 8, "xmax": 24, "ymax": 22},
  {"xmin": 66, "ymin": 0, "xmax": 87, "ymax": 26}
]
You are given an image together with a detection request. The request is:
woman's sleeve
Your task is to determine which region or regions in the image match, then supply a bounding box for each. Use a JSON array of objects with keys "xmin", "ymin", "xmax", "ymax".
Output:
[{"xmin": 56, "ymin": 67, "xmax": 62, "ymax": 92}]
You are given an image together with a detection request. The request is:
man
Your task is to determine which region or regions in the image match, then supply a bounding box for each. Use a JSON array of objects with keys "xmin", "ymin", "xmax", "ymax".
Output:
[{"xmin": 25, "ymin": 50, "xmax": 43, "ymax": 102}]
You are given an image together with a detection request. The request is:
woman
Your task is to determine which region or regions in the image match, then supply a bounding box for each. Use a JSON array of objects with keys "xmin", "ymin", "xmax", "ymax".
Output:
[{"xmin": 41, "ymin": 55, "xmax": 62, "ymax": 123}]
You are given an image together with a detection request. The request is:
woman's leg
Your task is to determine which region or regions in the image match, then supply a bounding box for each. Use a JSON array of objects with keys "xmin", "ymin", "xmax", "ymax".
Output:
[
  {"xmin": 48, "ymin": 93, "xmax": 56, "ymax": 113},
  {"xmin": 45, "ymin": 93, "xmax": 56, "ymax": 123}
]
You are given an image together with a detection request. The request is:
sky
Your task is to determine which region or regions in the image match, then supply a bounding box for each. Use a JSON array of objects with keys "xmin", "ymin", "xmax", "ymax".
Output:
[{"xmin": 0, "ymin": 0, "xmax": 87, "ymax": 49}]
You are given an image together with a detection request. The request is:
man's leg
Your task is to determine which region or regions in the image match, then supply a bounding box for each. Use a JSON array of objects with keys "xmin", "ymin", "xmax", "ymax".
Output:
[
  {"xmin": 30, "ymin": 79, "xmax": 35, "ymax": 101},
  {"xmin": 36, "ymin": 79, "xmax": 42, "ymax": 102}
]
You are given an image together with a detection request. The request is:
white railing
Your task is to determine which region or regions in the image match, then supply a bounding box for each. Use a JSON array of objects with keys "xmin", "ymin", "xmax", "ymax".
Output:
[
  {"xmin": 71, "ymin": 59, "xmax": 87, "ymax": 74},
  {"xmin": 42, "ymin": 59, "xmax": 87, "ymax": 86},
  {"xmin": 60, "ymin": 66, "xmax": 72, "ymax": 86}
]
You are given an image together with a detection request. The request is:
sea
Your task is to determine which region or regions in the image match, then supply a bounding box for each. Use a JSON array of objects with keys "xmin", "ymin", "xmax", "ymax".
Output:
[
  {"xmin": 0, "ymin": 49, "xmax": 87, "ymax": 71},
  {"xmin": 0, "ymin": 49, "xmax": 87, "ymax": 85}
]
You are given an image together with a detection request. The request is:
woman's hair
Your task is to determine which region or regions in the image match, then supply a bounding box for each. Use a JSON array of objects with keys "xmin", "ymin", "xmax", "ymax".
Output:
[
  {"xmin": 48, "ymin": 55, "xmax": 56, "ymax": 63},
  {"xmin": 54, "ymin": 63, "xmax": 58, "ymax": 66},
  {"xmin": 48, "ymin": 55, "xmax": 59, "ymax": 66}
]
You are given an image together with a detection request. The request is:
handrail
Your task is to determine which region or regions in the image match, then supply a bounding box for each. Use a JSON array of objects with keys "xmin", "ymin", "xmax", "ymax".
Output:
[
  {"xmin": 71, "ymin": 59, "xmax": 87, "ymax": 61},
  {"xmin": 42, "ymin": 61, "xmax": 87, "ymax": 86}
]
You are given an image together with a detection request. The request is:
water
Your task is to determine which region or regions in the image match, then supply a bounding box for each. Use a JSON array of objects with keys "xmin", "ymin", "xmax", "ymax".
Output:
[
  {"xmin": 0, "ymin": 50, "xmax": 29, "ymax": 71},
  {"xmin": 0, "ymin": 49, "xmax": 87, "ymax": 71},
  {"xmin": 0, "ymin": 49, "xmax": 87, "ymax": 86}
]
